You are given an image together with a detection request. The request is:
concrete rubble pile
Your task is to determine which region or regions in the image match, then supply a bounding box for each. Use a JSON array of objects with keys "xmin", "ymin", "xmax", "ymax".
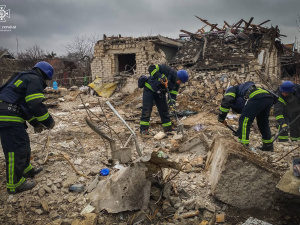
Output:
[
  {"xmin": 0, "ymin": 86, "xmax": 300, "ymax": 225},
  {"xmin": 169, "ymin": 17, "xmax": 284, "ymax": 105}
]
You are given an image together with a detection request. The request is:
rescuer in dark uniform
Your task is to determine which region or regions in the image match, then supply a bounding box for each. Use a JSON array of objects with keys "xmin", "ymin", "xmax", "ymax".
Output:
[
  {"xmin": 218, "ymin": 81, "xmax": 275, "ymax": 151},
  {"xmin": 274, "ymin": 81, "xmax": 300, "ymax": 142},
  {"xmin": 0, "ymin": 61, "xmax": 55, "ymax": 194},
  {"xmin": 140, "ymin": 64, "xmax": 188, "ymax": 135}
]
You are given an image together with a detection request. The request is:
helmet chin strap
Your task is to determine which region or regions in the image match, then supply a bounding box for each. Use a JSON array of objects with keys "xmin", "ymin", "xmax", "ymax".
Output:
[{"xmin": 33, "ymin": 68, "xmax": 50, "ymax": 81}]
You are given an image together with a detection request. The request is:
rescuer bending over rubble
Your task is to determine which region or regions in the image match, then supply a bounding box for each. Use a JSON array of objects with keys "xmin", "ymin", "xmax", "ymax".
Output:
[
  {"xmin": 0, "ymin": 61, "xmax": 55, "ymax": 194},
  {"xmin": 218, "ymin": 81, "xmax": 276, "ymax": 151},
  {"xmin": 140, "ymin": 64, "xmax": 188, "ymax": 135},
  {"xmin": 274, "ymin": 80, "xmax": 300, "ymax": 142}
]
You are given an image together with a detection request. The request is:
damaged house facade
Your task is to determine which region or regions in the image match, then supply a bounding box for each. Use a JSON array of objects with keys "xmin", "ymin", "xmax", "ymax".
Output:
[
  {"xmin": 91, "ymin": 35, "xmax": 182, "ymax": 93},
  {"xmin": 91, "ymin": 17, "xmax": 299, "ymax": 100}
]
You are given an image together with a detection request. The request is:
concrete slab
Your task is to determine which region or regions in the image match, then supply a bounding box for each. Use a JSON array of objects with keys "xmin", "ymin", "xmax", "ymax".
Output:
[
  {"xmin": 88, "ymin": 164, "xmax": 151, "ymax": 213},
  {"xmin": 206, "ymin": 135, "xmax": 280, "ymax": 210},
  {"xmin": 276, "ymin": 166, "xmax": 300, "ymax": 196},
  {"xmin": 178, "ymin": 133, "xmax": 210, "ymax": 155},
  {"xmin": 276, "ymin": 167, "xmax": 300, "ymax": 204}
]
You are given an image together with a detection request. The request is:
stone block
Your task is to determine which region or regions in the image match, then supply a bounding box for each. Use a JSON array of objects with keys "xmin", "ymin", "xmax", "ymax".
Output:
[
  {"xmin": 276, "ymin": 166, "xmax": 300, "ymax": 203},
  {"xmin": 206, "ymin": 135, "xmax": 280, "ymax": 210},
  {"xmin": 178, "ymin": 133, "xmax": 210, "ymax": 155}
]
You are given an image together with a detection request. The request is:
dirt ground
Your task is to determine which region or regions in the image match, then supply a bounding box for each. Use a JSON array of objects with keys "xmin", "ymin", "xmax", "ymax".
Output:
[{"xmin": 0, "ymin": 88, "xmax": 300, "ymax": 225}]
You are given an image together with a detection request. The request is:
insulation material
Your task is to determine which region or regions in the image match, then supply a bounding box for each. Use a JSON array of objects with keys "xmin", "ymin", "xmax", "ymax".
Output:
[{"xmin": 88, "ymin": 78, "xmax": 117, "ymax": 98}]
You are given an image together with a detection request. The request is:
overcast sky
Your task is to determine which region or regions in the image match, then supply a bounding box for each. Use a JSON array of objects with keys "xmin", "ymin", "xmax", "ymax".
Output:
[{"xmin": 1, "ymin": 0, "xmax": 300, "ymax": 56}]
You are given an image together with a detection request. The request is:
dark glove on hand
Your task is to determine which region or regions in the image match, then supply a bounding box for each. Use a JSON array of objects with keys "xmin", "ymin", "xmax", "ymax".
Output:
[
  {"xmin": 34, "ymin": 124, "xmax": 45, "ymax": 133},
  {"xmin": 48, "ymin": 120, "xmax": 55, "ymax": 129},
  {"xmin": 218, "ymin": 113, "xmax": 227, "ymax": 123}
]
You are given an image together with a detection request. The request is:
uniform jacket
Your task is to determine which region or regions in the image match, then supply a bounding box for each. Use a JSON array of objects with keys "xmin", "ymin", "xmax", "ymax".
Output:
[
  {"xmin": 274, "ymin": 84, "xmax": 300, "ymax": 124},
  {"xmin": 144, "ymin": 64, "xmax": 179, "ymax": 102},
  {"xmin": 220, "ymin": 81, "xmax": 273, "ymax": 116},
  {"xmin": 0, "ymin": 70, "xmax": 54, "ymax": 128}
]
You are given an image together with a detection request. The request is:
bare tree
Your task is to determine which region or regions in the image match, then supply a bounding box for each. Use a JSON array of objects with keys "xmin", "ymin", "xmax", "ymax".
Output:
[
  {"xmin": 17, "ymin": 44, "xmax": 46, "ymax": 69},
  {"xmin": 65, "ymin": 34, "xmax": 100, "ymax": 61},
  {"xmin": 44, "ymin": 51, "xmax": 57, "ymax": 59}
]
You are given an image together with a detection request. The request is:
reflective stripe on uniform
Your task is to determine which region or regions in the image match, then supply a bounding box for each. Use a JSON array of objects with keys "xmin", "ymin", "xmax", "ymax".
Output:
[
  {"xmin": 140, "ymin": 121, "xmax": 149, "ymax": 126},
  {"xmin": 23, "ymin": 164, "xmax": 33, "ymax": 174},
  {"xmin": 249, "ymin": 88, "xmax": 269, "ymax": 98},
  {"xmin": 278, "ymin": 97, "xmax": 286, "ymax": 105},
  {"xmin": 0, "ymin": 115, "xmax": 24, "ymax": 123},
  {"xmin": 36, "ymin": 112, "xmax": 49, "ymax": 122},
  {"xmin": 145, "ymin": 82, "xmax": 154, "ymax": 92},
  {"xmin": 151, "ymin": 65, "xmax": 160, "ymax": 76},
  {"xmin": 291, "ymin": 137, "xmax": 300, "ymax": 141},
  {"xmin": 240, "ymin": 117, "xmax": 249, "ymax": 144},
  {"xmin": 220, "ymin": 107, "xmax": 229, "ymax": 113},
  {"xmin": 225, "ymin": 92, "xmax": 236, "ymax": 98},
  {"xmin": 162, "ymin": 122, "xmax": 171, "ymax": 127},
  {"xmin": 276, "ymin": 115, "xmax": 284, "ymax": 120},
  {"xmin": 170, "ymin": 90, "xmax": 178, "ymax": 95},
  {"xmin": 7, "ymin": 177, "xmax": 25, "ymax": 189},
  {"xmin": 262, "ymin": 138, "xmax": 273, "ymax": 143},
  {"xmin": 14, "ymin": 80, "xmax": 23, "ymax": 87},
  {"xmin": 28, "ymin": 116, "xmax": 35, "ymax": 122},
  {"xmin": 279, "ymin": 136, "xmax": 289, "ymax": 140},
  {"xmin": 8, "ymin": 152, "xmax": 14, "ymax": 188},
  {"xmin": 25, "ymin": 93, "xmax": 45, "ymax": 102}
]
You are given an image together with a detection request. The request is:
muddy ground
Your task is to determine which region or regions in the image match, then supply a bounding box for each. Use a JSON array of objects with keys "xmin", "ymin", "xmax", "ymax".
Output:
[{"xmin": 0, "ymin": 89, "xmax": 300, "ymax": 225}]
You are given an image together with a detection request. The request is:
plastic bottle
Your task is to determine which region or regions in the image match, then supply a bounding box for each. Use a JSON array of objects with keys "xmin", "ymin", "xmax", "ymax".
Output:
[
  {"xmin": 53, "ymin": 81, "xmax": 58, "ymax": 90},
  {"xmin": 69, "ymin": 184, "xmax": 85, "ymax": 193}
]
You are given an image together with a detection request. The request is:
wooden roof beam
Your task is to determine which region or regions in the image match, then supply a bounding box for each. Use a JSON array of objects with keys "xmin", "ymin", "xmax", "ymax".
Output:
[
  {"xmin": 194, "ymin": 15, "xmax": 221, "ymax": 31},
  {"xmin": 244, "ymin": 17, "xmax": 254, "ymax": 30},
  {"xmin": 233, "ymin": 19, "xmax": 243, "ymax": 28},
  {"xmin": 258, "ymin": 20, "xmax": 270, "ymax": 26}
]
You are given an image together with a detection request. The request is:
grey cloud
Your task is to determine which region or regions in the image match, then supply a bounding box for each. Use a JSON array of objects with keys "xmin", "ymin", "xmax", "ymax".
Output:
[{"xmin": 1, "ymin": 0, "xmax": 299, "ymax": 55}]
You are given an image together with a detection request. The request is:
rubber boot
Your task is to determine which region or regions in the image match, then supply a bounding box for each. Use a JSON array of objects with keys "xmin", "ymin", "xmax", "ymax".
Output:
[
  {"xmin": 164, "ymin": 126, "xmax": 176, "ymax": 135},
  {"xmin": 23, "ymin": 168, "xmax": 43, "ymax": 178},
  {"xmin": 8, "ymin": 180, "xmax": 37, "ymax": 194},
  {"xmin": 258, "ymin": 143, "xmax": 274, "ymax": 152},
  {"xmin": 140, "ymin": 129, "xmax": 150, "ymax": 135}
]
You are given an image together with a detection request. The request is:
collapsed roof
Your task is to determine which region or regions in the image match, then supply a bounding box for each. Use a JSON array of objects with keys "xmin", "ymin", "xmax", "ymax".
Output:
[{"xmin": 169, "ymin": 17, "xmax": 282, "ymax": 72}]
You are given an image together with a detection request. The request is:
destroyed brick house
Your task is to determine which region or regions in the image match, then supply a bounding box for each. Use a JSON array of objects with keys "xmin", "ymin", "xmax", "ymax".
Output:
[
  {"xmin": 91, "ymin": 17, "xmax": 300, "ymax": 100},
  {"xmin": 0, "ymin": 50, "xmax": 18, "ymax": 84}
]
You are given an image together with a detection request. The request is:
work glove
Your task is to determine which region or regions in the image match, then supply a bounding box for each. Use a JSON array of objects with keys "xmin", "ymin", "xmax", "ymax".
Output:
[
  {"xmin": 48, "ymin": 120, "xmax": 55, "ymax": 129},
  {"xmin": 160, "ymin": 78, "xmax": 168, "ymax": 88},
  {"xmin": 281, "ymin": 123, "xmax": 288, "ymax": 131},
  {"xmin": 34, "ymin": 124, "xmax": 45, "ymax": 133},
  {"xmin": 218, "ymin": 113, "xmax": 227, "ymax": 123},
  {"xmin": 168, "ymin": 99, "xmax": 176, "ymax": 111}
]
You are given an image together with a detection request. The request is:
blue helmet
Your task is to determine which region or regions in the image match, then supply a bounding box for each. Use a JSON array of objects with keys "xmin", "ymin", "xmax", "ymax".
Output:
[
  {"xmin": 177, "ymin": 70, "xmax": 189, "ymax": 83},
  {"xmin": 33, "ymin": 61, "xmax": 54, "ymax": 80},
  {"xmin": 280, "ymin": 81, "xmax": 294, "ymax": 93}
]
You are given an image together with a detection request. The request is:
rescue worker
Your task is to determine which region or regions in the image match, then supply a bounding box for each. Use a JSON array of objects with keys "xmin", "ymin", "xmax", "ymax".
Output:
[
  {"xmin": 218, "ymin": 81, "xmax": 275, "ymax": 151},
  {"xmin": 140, "ymin": 64, "xmax": 188, "ymax": 134},
  {"xmin": 274, "ymin": 81, "xmax": 300, "ymax": 142},
  {"xmin": 0, "ymin": 61, "xmax": 55, "ymax": 194}
]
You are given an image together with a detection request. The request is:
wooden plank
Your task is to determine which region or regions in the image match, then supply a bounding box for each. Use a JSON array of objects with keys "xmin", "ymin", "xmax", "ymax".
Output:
[
  {"xmin": 195, "ymin": 15, "xmax": 221, "ymax": 31},
  {"xmin": 258, "ymin": 20, "xmax": 270, "ymax": 26},
  {"xmin": 244, "ymin": 17, "xmax": 254, "ymax": 30},
  {"xmin": 233, "ymin": 19, "xmax": 243, "ymax": 28},
  {"xmin": 224, "ymin": 20, "xmax": 231, "ymax": 28}
]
